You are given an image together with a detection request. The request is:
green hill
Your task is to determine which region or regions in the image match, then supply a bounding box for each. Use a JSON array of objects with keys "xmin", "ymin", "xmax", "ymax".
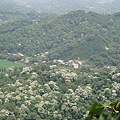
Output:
[{"xmin": 0, "ymin": 10, "xmax": 120, "ymax": 67}]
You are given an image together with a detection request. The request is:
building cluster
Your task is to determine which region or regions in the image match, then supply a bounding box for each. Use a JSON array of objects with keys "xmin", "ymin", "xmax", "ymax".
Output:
[{"xmin": 53, "ymin": 59, "xmax": 83, "ymax": 69}]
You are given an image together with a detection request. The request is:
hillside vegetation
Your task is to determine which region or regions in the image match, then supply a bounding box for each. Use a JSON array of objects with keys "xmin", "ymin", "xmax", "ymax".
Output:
[
  {"xmin": 0, "ymin": 10, "xmax": 120, "ymax": 67},
  {"xmin": 0, "ymin": 8, "xmax": 120, "ymax": 120}
]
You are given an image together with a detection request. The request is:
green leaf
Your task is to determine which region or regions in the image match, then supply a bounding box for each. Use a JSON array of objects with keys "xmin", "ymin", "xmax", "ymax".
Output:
[
  {"xmin": 89, "ymin": 102, "xmax": 105, "ymax": 117},
  {"xmin": 102, "ymin": 103, "xmax": 109, "ymax": 108},
  {"xmin": 110, "ymin": 102, "xmax": 117, "ymax": 108}
]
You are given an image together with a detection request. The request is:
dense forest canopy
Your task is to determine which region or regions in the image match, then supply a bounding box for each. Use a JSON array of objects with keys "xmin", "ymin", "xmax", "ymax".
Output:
[{"xmin": 0, "ymin": 64, "xmax": 120, "ymax": 119}]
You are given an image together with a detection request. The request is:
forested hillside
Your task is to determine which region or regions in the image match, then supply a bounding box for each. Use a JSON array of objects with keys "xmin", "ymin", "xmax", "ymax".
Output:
[
  {"xmin": 0, "ymin": 5, "xmax": 120, "ymax": 120},
  {"xmin": 0, "ymin": 64, "xmax": 120, "ymax": 119},
  {"xmin": 0, "ymin": 10, "xmax": 120, "ymax": 67}
]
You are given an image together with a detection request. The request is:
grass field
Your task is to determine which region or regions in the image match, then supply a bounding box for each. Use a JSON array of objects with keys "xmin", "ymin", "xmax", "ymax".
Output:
[{"xmin": 0, "ymin": 59, "xmax": 23, "ymax": 68}]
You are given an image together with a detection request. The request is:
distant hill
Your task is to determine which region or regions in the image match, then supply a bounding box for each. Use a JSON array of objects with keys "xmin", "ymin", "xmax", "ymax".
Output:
[
  {"xmin": 0, "ymin": 10, "xmax": 120, "ymax": 67},
  {"xmin": 0, "ymin": 10, "xmax": 51, "ymax": 25},
  {"xmin": 0, "ymin": 0, "xmax": 120, "ymax": 14}
]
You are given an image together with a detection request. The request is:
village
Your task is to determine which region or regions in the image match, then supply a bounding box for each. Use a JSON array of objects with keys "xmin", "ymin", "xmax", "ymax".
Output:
[
  {"xmin": 52, "ymin": 59, "xmax": 83, "ymax": 69},
  {"xmin": 0, "ymin": 51, "xmax": 83, "ymax": 69},
  {"xmin": 0, "ymin": 51, "xmax": 117, "ymax": 70}
]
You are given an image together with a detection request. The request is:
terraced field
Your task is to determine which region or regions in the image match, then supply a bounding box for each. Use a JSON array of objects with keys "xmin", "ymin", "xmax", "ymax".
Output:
[{"xmin": 0, "ymin": 59, "xmax": 22, "ymax": 68}]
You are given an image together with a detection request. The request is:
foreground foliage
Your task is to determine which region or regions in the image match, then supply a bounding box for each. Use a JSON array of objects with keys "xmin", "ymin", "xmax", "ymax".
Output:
[{"xmin": 86, "ymin": 102, "xmax": 120, "ymax": 120}]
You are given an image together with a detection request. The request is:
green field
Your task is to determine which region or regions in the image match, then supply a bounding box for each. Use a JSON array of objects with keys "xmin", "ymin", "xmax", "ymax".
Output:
[{"xmin": 0, "ymin": 59, "xmax": 23, "ymax": 68}]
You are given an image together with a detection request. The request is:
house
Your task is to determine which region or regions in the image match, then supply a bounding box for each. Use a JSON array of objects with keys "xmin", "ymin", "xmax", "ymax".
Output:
[
  {"xmin": 57, "ymin": 60, "xmax": 65, "ymax": 65},
  {"xmin": 50, "ymin": 65, "xmax": 57, "ymax": 68},
  {"xmin": 67, "ymin": 60, "xmax": 83, "ymax": 69},
  {"xmin": 72, "ymin": 63, "xmax": 79, "ymax": 69},
  {"xmin": 18, "ymin": 53, "xmax": 24, "ymax": 57},
  {"xmin": 75, "ymin": 60, "xmax": 82, "ymax": 66}
]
